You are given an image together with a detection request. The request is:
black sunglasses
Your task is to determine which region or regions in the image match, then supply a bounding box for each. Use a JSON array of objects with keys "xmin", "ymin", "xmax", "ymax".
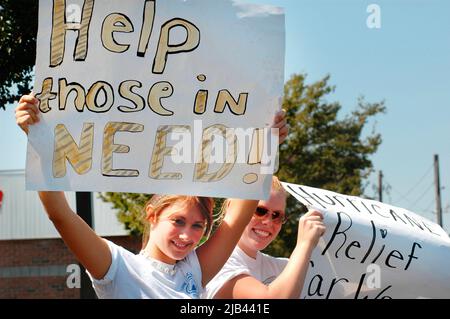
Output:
[{"xmin": 254, "ymin": 206, "xmax": 287, "ymax": 224}]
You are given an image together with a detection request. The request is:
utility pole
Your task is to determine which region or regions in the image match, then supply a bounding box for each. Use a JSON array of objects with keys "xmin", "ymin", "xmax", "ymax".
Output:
[
  {"xmin": 75, "ymin": 192, "xmax": 97, "ymax": 299},
  {"xmin": 378, "ymin": 170, "xmax": 383, "ymax": 202},
  {"xmin": 434, "ymin": 155, "xmax": 443, "ymax": 227}
]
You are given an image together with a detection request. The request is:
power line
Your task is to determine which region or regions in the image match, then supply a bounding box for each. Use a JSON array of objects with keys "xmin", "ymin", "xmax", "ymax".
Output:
[
  {"xmin": 386, "ymin": 178, "xmax": 425, "ymax": 208},
  {"xmin": 420, "ymin": 197, "xmax": 435, "ymax": 214},
  {"xmin": 444, "ymin": 203, "xmax": 450, "ymax": 214},
  {"xmin": 389, "ymin": 183, "xmax": 415, "ymax": 206},
  {"xmin": 378, "ymin": 165, "xmax": 446, "ymax": 219},
  {"xmin": 393, "ymin": 164, "xmax": 433, "ymax": 203},
  {"xmin": 410, "ymin": 181, "xmax": 434, "ymax": 208}
]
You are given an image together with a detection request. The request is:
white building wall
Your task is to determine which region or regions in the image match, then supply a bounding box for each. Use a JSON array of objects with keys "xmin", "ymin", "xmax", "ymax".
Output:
[{"xmin": 0, "ymin": 170, "xmax": 127, "ymax": 240}]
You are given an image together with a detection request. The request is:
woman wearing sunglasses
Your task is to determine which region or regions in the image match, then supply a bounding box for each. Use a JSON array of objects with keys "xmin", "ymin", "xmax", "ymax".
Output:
[{"xmin": 203, "ymin": 177, "xmax": 326, "ymax": 299}]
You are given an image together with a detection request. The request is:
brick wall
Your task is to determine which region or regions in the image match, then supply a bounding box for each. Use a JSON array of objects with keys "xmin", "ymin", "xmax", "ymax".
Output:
[{"xmin": 0, "ymin": 236, "xmax": 142, "ymax": 299}]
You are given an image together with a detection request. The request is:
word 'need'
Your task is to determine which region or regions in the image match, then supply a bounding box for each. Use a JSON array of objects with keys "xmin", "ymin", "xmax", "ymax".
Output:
[{"xmin": 52, "ymin": 122, "xmax": 275, "ymax": 183}]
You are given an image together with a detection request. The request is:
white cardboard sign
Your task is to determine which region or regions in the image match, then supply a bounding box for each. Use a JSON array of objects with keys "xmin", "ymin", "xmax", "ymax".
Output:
[
  {"xmin": 282, "ymin": 182, "xmax": 450, "ymax": 299},
  {"xmin": 26, "ymin": 0, "xmax": 285, "ymax": 199}
]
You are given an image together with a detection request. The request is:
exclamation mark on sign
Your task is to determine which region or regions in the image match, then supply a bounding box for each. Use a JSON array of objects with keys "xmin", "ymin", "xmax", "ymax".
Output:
[{"xmin": 243, "ymin": 128, "xmax": 264, "ymax": 184}]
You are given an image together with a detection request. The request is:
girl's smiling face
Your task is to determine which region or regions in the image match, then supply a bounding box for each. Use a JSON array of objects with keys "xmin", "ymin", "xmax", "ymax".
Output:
[
  {"xmin": 146, "ymin": 200, "xmax": 206, "ymax": 264},
  {"xmin": 238, "ymin": 190, "xmax": 286, "ymax": 258}
]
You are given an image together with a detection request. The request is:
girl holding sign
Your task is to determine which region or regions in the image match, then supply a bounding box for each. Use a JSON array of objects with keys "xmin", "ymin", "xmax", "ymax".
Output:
[
  {"xmin": 203, "ymin": 176, "xmax": 325, "ymax": 299},
  {"xmin": 15, "ymin": 94, "xmax": 288, "ymax": 299}
]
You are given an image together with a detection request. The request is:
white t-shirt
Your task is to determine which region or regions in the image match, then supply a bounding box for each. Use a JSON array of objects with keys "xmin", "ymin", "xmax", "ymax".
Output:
[
  {"xmin": 203, "ymin": 245, "xmax": 288, "ymax": 299},
  {"xmin": 88, "ymin": 240, "xmax": 204, "ymax": 299}
]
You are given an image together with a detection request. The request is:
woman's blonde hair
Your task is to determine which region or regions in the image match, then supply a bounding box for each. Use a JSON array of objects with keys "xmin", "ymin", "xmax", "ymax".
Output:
[
  {"xmin": 219, "ymin": 176, "xmax": 287, "ymax": 220},
  {"xmin": 270, "ymin": 176, "xmax": 287, "ymax": 196},
  {"xmin": 141, "ymin": 195, "xmax": 215, "ymax": 248}
]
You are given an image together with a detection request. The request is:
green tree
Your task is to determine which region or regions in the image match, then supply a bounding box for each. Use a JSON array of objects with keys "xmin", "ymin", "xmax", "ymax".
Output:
[
  {"xmin": 100, "ymin": 74, "xmax": 385, "ymax": 257},
  {"xmin": 267, "ymin": 73, "xmax": 385, "ymax": 256},
  {"xmin": 0, "ymin": 0, "xmax": 38, "ymax": 109}
]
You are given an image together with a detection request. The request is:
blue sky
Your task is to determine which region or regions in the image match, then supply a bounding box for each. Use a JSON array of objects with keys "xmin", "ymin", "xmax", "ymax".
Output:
[{"xmin": 1, "ymin": 0, "xmax": 449, "ymax": 231}]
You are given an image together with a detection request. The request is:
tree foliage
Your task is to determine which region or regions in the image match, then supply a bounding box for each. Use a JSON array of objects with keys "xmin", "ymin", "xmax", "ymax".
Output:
[
  {"xmin": 267, "ymin": 73, "xmax": 385, "ymax": 256},
  {"xmin": 0, "ymin": 0, "xmax": 38, "ymax": 109}
]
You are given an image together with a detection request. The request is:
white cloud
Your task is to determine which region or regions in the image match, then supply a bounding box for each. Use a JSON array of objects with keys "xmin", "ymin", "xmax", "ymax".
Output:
[{"xmin": 232, "ymin": 1, "xmax": 284, "ymax": 18}]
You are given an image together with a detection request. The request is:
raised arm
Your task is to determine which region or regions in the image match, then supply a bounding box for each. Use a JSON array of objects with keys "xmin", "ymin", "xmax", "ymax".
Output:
[
  {"xmin": 16, "ymin": 95, "xmax": 111, "ymax": 279},
  {"xmin": 214, "ymin": 210, "xmax": 326, "ymax": 299},
  {"xmin": 197, "ymin": 199, "xmax": 258, "ymax": 287},
  {"xmin": 39, "ymin": 192, "xmax": 111, "ymax": 279}
]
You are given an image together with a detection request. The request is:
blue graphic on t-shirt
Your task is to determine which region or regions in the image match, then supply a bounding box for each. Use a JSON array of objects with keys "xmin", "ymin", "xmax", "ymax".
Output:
[{"xmin": 182, "ymin": 272, "xmax": 199, "ymax": 298}]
